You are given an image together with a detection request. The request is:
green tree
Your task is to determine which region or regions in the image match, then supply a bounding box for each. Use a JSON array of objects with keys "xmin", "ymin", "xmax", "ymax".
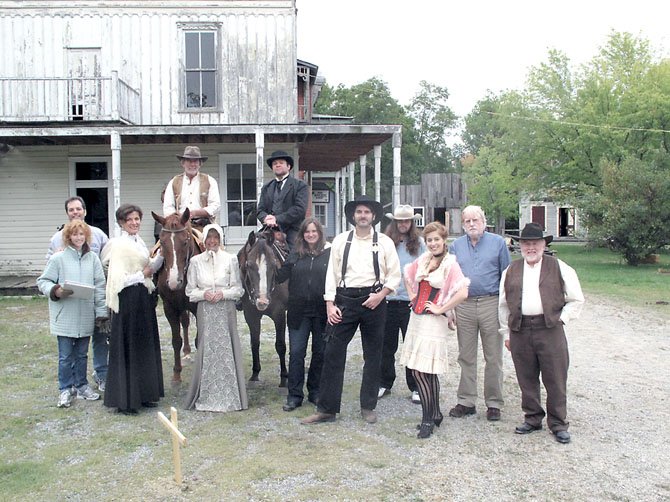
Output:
[{"xmin": 583, "ymin": 153, "xmax": 670, "ymax": 265}]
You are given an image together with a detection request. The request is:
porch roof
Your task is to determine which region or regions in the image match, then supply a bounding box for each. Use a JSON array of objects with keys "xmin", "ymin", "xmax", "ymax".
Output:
[{"xmin": 0, "ymin": 123, "xmax": 401, "ymax": 172}]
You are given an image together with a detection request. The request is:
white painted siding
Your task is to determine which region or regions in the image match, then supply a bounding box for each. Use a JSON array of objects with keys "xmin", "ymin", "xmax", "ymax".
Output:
[{"xmin": 0, "ymin": 1, "xmax": 297, "ymax": 125}]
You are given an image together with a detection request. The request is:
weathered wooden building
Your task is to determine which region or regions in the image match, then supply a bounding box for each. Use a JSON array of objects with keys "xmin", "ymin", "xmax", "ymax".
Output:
[
  {"xmin": 398, "ymin": 172, "xmax": 466, "ymax": 235},
  {"xmin": 0, "ymin": 0, "xmax": 402, "ymax": 274},
  {"xmin": 519, "ymin": 198, "xmax": 584, "ymax": 239}
]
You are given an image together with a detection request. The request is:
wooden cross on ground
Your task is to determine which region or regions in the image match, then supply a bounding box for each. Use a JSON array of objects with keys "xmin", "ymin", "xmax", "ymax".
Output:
[{"xmin": 157, "ymin": 407, "xmax": 188, "ymax": 484}]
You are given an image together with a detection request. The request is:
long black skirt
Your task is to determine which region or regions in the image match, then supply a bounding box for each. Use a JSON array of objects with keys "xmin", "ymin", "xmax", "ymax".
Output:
[{"xmin": 104, "ymin": 284, "xmax": 164, "ymax": 412}]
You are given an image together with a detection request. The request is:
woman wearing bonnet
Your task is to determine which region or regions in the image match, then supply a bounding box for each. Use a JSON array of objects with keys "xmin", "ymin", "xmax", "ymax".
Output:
[
  {"xmin": 101, "ymin": 203, "xmax": 165, "ymax": 415},
  {"xmin": 184, "ymin": 223, "xmax": 247, "ymax": 412}
]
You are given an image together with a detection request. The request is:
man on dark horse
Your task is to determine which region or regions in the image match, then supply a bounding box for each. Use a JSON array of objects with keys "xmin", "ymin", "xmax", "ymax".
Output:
[
  {"xmin": 163, "ymin": 145, "xmax": 220, "ymax": 232},
  {"xmin": 256, "ymin": 150, "xmax": 308, "ymax": 251}
]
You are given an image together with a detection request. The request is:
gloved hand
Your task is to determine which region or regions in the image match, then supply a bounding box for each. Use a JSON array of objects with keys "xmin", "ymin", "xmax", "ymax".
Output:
[
  {"xmin": 55, "ymin": 286, "xmax": 74, "ymax": 299},
  {"xmin": 95, "ymin": 317, "xmax": 111, "ymax": 334}
]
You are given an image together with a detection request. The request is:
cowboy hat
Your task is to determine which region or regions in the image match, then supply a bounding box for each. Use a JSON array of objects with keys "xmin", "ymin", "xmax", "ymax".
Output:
[
  {"xmin": 514, "ymin": 223, "xmax": 553, "ymax": 244},
  {"xmin": 385, "ymin": 204, "xmax": 421, "ymax": 221},
  {"xmin": 176, "ymin": 145, "xmax": 208, "ymax": 162},
  {"xmin": 266, "ymin": 150, "xmax": 294, "ymax": 169},
  {"xmin": 344, "ymin": 195, "xmax": 383, "ymax": 227}
]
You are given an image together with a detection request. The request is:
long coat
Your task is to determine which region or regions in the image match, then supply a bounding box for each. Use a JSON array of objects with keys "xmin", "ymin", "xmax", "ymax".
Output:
[
  {"xmin": 256, "ymin": 175, "xmax": 308, "ymax": 247},
  {"xmin": 37, "ymin": 246, "xmax": 107, "ymax": 338}
]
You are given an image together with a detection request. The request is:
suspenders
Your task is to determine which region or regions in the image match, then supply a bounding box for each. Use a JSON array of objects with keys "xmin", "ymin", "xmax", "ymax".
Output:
[{"xmin": 339, "ymin": 230, "xmax": 382, "ymax": 292}]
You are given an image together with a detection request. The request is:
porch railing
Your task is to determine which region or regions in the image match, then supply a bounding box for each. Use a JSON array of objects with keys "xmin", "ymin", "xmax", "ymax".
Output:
[{"xmin": 0, "ymin": 71, "xmax": 140, "ymax": 124}]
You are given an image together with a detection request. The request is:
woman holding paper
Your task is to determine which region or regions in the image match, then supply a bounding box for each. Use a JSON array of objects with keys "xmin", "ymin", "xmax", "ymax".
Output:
[
  {"xmin": 37, "ymin": 220, "xmax": 107, "ymax": 408},
  {"xmin": 184, "ymin": 223, "xmax": 247, "ymax": 412},
  {"xmin": 101, "ymin": 203, "xmax": 165, "ymax": 415}
]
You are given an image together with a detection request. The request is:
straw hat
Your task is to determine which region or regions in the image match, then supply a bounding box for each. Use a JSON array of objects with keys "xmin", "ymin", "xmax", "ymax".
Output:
[{"xmin": 385, "ymin": 204, "xmax": 421, "ymax": 221}]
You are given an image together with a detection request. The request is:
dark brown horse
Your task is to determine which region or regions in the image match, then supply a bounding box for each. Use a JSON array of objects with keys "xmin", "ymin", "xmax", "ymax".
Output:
[
  {"xmin": 237, "ymin": 227, "xmax": 289, "ymax": 386},
  {"xmin": 151, "ymin": 208, "xmax": 200, "ymax": 382}
]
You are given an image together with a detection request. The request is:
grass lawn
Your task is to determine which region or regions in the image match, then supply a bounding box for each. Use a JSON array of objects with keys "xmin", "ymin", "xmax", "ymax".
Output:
[{"xmin": 541, "ymin": 243, "xmax": 670, "ymax": 318}]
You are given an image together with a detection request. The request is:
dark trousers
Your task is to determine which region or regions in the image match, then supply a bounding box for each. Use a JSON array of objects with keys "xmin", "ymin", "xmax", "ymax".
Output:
[
  {"xmin": 380, "ymin": 300, "xmax": 417, "ymax": 392},
  {"xmin": 287, "ymin": 316, "xmax": 326, "ymax": 404},
  {"xmin": 318, "ymin": 292, "xmax": 387, "ymax": 414},
  {"xmin": 510, "ymin": 315, "xmax": 570, "ymax": 432}
]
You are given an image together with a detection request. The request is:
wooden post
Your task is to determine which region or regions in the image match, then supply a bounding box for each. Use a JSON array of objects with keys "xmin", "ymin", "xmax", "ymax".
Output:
[{"xmin": 157, "ymin": 407, "xmax": 187, "ymax": 484}]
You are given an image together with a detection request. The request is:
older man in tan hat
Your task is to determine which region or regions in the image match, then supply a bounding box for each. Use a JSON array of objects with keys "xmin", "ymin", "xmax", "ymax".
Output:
[
  {"xmin": 163, "ymin": 146, "xmax": 221, "ymax": 230},
  {"xmin": 378, "ymin": 205, "xmax": 426, "ymax": 403}
]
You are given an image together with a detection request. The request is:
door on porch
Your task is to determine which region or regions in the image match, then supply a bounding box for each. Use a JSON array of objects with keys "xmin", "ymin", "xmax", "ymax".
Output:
[
  {"xmin": 69, "ymin": 158, "xmax": 111, "ymax": 236},
  {"xmin": 219, "ymin": 155, "xmax": 258, "ymax": 243},
  {"xmin": 66, "ymin": 48, "xmax": 102, "ymax": 120}
]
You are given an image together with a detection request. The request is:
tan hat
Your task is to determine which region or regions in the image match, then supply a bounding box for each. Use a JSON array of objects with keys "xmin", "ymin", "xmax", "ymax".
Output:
[
  {"xmin": 176, "ymin": 145, "xmax": 208, "ymax": 162},
  {"xmin": 385, "ymin": 204, "xmax": 421, "ymax": 221}
]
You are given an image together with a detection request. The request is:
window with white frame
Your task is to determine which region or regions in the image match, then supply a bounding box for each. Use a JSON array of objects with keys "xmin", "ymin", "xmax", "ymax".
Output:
[
  {"xmin": 313, "ymin": 204, "xmax": 328, "ymax": 228},
  {"xmin": 182, "ymin": 27, "xmax": 218, "ymax": 108}
]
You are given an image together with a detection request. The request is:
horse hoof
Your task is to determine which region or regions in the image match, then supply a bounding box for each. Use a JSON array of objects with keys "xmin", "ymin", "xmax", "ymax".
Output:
[
  {"xmin": 249, "ymin": 375, "xmax": 260, "ymax": 382},
  {"xmin": 172, "ymin": 375, "xmax": 182, "ymax": 383},
  {"xmin": 183, "ymin": 353, "xmax": 192, "ymax": 362},
  {"xmin": 279, "ymin": 378, "xmax": 288, "ymax": 388}
]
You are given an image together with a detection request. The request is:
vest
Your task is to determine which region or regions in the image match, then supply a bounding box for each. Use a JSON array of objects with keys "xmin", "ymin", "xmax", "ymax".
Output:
[
  {"xmin": 171, "ymin": 173, "xmax": 210, "ymax": 212},
  {"xmin": 503, "ymin": 255, "xmax": 566, "ymax": 331}
]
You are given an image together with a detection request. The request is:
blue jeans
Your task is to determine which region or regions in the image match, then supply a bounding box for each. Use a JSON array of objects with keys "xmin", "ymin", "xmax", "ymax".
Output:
[
  {"xmin": 57, "ymin": 336, "xmax": 91, "ymax": 391},
  {"xmin": 91, "ymin": 326, "xmax": 109, "ymax": 382},
  {"xmin": 287, "ymin": 316, "xmax": 326, "ymax": 404}
]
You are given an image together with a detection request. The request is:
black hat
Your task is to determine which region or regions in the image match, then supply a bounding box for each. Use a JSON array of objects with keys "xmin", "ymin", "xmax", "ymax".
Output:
[
  {"xmin": 266, "ymin": 150, "xmax": 294, "ymax": 169},
  {"xmin": 344, "ymin": 195, "xmax": 383, "ymax": 227},
  {"xmin": 516, "ymin": 223, "xmax": 553, "ymax": 244}
]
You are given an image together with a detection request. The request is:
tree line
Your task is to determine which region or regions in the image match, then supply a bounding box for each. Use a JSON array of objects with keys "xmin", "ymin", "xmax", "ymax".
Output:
[{"xmin": 316, "ymin": 31, "xmax": 670, "ymax": 265}]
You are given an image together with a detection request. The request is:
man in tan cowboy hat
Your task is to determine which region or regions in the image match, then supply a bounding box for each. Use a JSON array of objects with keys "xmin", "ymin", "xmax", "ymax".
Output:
[
  {"xmin": 163, "ymin": 146, "xmax": 220, "ymax": 230},
  {"xmin": 499, "ymin": 223, "xmax": 584, "ymax": 444},
  {"xmin": 256, "ymin": 150, "xmax": 308, "ymax": 250},
  {"xmin": 302, "ymin": 195, "xmax": 401, "ymax": 425},
  {"xmin": 378, "ymin": 205, "xmax": 426, "ymax": 403}
]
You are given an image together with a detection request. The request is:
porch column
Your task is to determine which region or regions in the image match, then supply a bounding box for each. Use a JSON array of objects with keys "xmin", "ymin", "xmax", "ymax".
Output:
[
  {"xmin": 334, "ymin": 170, "xmax": 341, "ymax": 234},
  {"xmin": 374, "ymin": 145, "xmax": 381, "ymax": 203},
  {"xmin": 348, "ymin": 161, "xmax": 355, "ymax": 201},
  {"xmin": 255, "ymin": 130, "xmax": 265, "ymax": 223},
  {"xmin": 359, "ymin": 154, "xmax": 367, "ymax": 195},
  {"xmin": 111, "ymin": 131, "xmax": 122, "ymax": 237},
  {"xmin": 392, "ymin": 131, "xmax": 402, "ymax": 209}
]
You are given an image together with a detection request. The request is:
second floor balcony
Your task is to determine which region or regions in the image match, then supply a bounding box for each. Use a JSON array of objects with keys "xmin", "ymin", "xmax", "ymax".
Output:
[{"xmin": 0, "ymin": 72, "xmax": 140, "ymax": 124}]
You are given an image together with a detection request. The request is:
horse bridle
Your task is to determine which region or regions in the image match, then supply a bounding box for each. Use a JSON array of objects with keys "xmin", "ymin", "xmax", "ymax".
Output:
[
  {"xmin": 241, "ymin": 235, "xmax": 284, "ymax": 301},
  {"xmin": 160, "ymin": 226, "xmax": 195, "ymax": 270}
]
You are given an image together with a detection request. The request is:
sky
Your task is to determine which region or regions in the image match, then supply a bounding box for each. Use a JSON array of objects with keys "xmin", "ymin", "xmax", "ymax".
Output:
[{"xmin": 296, "ymin": 0, "xmax": 670, "ymax": 118}]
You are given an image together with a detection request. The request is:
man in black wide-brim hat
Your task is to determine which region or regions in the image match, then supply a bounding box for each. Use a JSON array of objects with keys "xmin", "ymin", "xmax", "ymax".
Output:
[
  {"xmin": 498, "ymin": 223, "xmax": 585, "ymax": 444},
  {"xmin": 302, "ymin": 195, "xmax": 401, "ymax": 426},
  {"xmin": 256, "ymin": 150, "xmax": 308, "ymax": 250}
]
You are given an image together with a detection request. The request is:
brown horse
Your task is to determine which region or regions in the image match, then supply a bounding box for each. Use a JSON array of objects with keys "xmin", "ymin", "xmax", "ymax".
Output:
[
  {"xmin": 151, "ymin": 208, "xmax": 200, "ymax": 382},
  {"xmin": 237, "ymin": 227, "xmax": 289, "ymax": 386}
]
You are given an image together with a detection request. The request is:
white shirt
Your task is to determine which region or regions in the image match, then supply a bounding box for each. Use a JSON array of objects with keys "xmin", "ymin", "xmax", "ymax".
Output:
[
  {"xmin": 163, "ymin": 174, "xmax": 221, "ymax": 217},
  {"xmin": 185, "ymin": 249, "xmax": 244, "ymax": 302},
  {"xmin": 498, "ymin": 257, "xmax": 585, "ymax": 338},
  {"xmin": 324, "ymin": 227, "xmax": 401, "ymax": 302}
]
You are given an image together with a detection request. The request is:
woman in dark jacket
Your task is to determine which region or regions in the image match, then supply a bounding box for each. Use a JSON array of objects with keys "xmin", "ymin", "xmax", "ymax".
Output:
[{"xmin": 277, "ymin": 217, "xmax": 330, "ymax": 411}]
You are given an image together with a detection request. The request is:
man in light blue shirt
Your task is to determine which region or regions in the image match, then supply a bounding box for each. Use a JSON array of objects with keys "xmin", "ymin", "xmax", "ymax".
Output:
[{"xmin": 448, "ymin": 205, "xmax": 511, "ymax": 421}]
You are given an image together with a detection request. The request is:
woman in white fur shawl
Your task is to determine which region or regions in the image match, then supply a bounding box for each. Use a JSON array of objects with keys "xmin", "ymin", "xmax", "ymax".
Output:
[{"xmin": 101, "ymin": 204, "xmax": 165, "ymax": 415}]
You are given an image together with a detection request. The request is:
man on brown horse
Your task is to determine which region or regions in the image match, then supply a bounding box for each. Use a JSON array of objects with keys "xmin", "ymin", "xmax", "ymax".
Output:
[{"xmin": 163, "ymin": 145, "xmax": 220, "ymax": 231}]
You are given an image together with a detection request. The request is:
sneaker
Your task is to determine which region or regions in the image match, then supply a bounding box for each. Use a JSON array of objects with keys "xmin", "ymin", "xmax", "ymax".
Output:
[
  {"xmin": 76, "ymin": 384, "xmax": 100, "ymax": 401},
  {"xmin": 377, "ymin": 387, "xmax": 390, "ymax": 398},
  {"xmin": 57, "ymin": 389, "xmax": 73, "ymax": 408},
  {"xmin": 92, "ymin": 371, "xmax": 106, "ymax": 392},
  {"xmin": 411, "ymin": 391, "xmax": 421, "ymax": 404}
]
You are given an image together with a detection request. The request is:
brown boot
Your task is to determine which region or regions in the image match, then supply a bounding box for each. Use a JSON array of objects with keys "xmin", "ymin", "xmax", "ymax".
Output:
[{"xmin": 301, "ymin": 412, "xmax": 336, "ymax": 425}]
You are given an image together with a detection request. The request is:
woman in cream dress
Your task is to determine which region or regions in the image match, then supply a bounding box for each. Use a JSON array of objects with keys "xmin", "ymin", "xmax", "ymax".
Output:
[
  {"xmin": 400, "ymin": 221, "xmax": 469, "ymax": 438},
  {"xmin": 184, "ymin": 224, "xmax": 247, "ymax": 412}
]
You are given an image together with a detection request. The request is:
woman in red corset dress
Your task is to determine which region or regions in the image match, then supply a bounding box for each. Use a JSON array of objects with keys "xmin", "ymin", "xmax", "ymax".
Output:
[{"xmin": 400, "ymin": 221, "xmax": 470, "ymax": 439}]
